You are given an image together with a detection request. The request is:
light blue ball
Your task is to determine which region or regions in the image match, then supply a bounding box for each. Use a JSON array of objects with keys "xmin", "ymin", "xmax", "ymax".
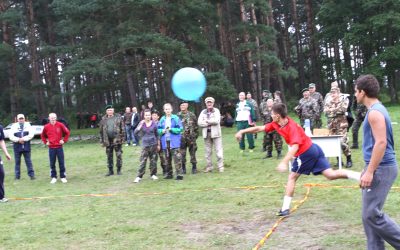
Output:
[{"xmin": 171, "ymin": 67, "xmax": 207, "ymax": 101}]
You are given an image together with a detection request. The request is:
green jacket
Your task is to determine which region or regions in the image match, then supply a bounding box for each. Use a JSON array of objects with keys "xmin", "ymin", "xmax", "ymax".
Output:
[{"xmin": 99, "ymin": 114, "xmax": 125, "ymax": 146}]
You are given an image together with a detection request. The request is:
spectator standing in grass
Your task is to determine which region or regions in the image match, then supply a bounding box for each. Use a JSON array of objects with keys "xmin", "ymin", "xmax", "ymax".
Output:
[
  {"xmin": 99, "ymin": 105, "xmax": 125, "ymax": 176},
  {"xmin": 133, "ymin": 109, "xmax": 160, "ymax": 183},
  {"xmin": 198, "ymin": 97, "xmax": 224, "ymax": 173},
  {"xmin": 41, "ymin": 113, "xmax": 70, "ymax": 184},
  {"xmin": 9, "ymin": 114, "xmax": 36, "ymax": 180},
  {"xmin": 152, "ymin": 110, "xmax": 167, "ymax": 176},
  {"xmin": 0, "ymin": 124, "xmax": 12, "ymax": 203},
  {"xmin": 355, "ymin": 74, "xmax": 400, "ymax": 249},
  {"xmin": 157, "ymin": 103, "xmax": 183, "ymax": 180},
  {"xmin": 123, "ymin": 107, "xmax": 134, "ymax": 146},
  {"xmin": 235, "ymin": 92, "xmax": 256, "ymax": 153}
]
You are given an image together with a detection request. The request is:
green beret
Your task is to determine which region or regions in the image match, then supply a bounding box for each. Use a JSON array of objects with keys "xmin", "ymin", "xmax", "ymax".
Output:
[{"xmin": 105, "ymin": 104, "xmax": 113, "ymax": 110}]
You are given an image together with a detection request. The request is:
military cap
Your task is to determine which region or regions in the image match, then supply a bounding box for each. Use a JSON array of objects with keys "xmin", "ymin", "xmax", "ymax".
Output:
[
  {"xmin": 105, "ymin": 104, "xmax": 113, "ymax": 110},
  {"xmin": 308, "ymin": 83, "xmax": 316, "ymax": 88},
  {"xmin": 301, "ymin": 88, "xmax": 309, "ymax": 93}
]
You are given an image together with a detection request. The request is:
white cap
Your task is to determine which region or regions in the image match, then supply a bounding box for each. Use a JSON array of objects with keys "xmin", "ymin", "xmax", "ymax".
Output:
[{"xmin": 17, "ymin": 114, "xmax": 25, "ymax": 119}]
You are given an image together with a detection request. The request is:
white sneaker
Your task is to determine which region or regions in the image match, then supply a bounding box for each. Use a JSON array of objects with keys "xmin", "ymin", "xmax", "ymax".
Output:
[
  {"xmin": 125, "ymin": 144, "xmax": 129, "ymax": 147},
  {"xmin": 61, "ymin": 178, "xmax": 68, "ymax": 183},
  {"xmin": 219, "ymin": 168, "xmax": 224, "ymax": 173},
  {"xmin": 134, "ymin": 177, "xmax": 141, "ymax": 183},
  {"xmin": 0, "ymin": 197, "xmax": 8, "ymax": 203},
  {"xmin": 132, "ymin": 143, "xmax": 137, "ymax": 146},
  {"xmin": 50, "ymin": 178, "xmax": 57, "ymax": 184},
  {"xmin": 151, "ymin": 175, "xmax": 158, "ymax": 180}
]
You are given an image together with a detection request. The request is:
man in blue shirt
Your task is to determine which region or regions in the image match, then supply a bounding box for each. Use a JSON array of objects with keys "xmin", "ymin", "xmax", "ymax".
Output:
[
  {"xmin": 0, "ymin": 124, "xmax": 12, "ymax": 203},
  {"xmin": 355, "ymin": 74, "xmax": 400, "ymax": 249}
]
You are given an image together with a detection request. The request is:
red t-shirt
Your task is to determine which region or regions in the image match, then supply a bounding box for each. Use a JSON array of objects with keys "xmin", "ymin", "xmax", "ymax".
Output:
[
  {"xmin": 264, "ymin": 117, "xmax": 312, "ymax": 156},
  {"xmin": 41, "ymin": 121, "xmax": 70, "ymax": 148}
]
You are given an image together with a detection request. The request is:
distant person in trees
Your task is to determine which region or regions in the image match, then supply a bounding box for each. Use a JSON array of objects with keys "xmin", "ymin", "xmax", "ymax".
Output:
[
  {"xmin": 351, "ymin": 98, "xmax": 367, "ymax": 149},
  {"xmin": 273, "ymin": 90, "xmax": 283, "ymax": 104},
  {"xmin": 83, "ymin": 111, "xmax": 90, "ymax": 128},
  {"xmin": 246, "ymin": 92, "xmax": 259, "ymax": 139},
  {"xmin": 41, "ymin": 113, "xmax": 70, "ymax": 184},
  {"xmin": 355, "ymin": 74, "xmax": 400, "ymax": 249},
  {"xmin": 177, "ymin": 101, "xmax": 199, "ymax": 174},
  {"xmin": 99, "ymin": 105, "xmax": 125, "ymax": 176},
  {"xmin": 133, "ymin": 109, "xmax": 160, "ymax": 183},
  {"xmin": 9, "ymin": 114, "xmax": 36, "ymax": 180},
  {"xmin": 131, "ymin": 107, "xmax": 140, "ymax": 146},
  {"xmin": 123, "ymin": 107, "xmax": 134, "ymax": 146},
  {"xmin": 76, "ymin": 112, "xmax": 83, "ymax": 129},
  {"xmin": 235, "ymin": 103, "xmax": 360, "ymax": 217},
  {"xmin": 308, "ymin": 83, "xmax": 324, "ymax": 129},
  {"xmin": 235, "ymin": 92, "xmax": 256, "ymax": 153},
  {"xmin": 260, "ymin": 99, "xmax": 283, "ymax": 159},
  {"xmin": 198, "ymin": 97, "xmax": 224, "ymax": 173},
  {"xmin": 157, "ymin": 103, "xmax": 183, "ymax": 180},
  {"xmin": 0, "ymin": 124, "xmax": 12, "ymax": 203}
]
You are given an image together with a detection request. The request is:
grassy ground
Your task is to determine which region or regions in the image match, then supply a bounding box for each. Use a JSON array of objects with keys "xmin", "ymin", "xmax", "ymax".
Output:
[{"xmin": 1, "ymin": 107, "xmax": 400, "ymax": 250}]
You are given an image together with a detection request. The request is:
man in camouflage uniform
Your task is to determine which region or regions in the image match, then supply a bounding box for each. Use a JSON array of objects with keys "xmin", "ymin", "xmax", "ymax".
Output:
[
  {"xmin": 351, "ymin": 99, "xmax": 367, "ymax": 149},
  {"xmin": 246, "ymin": 92, "xmax": 259, "ymax": 139},
  {"xmin": 177, "ymin": 101, "xmax": 199, "ymax": 174},
  {"xmin": 308, "ymin": 83, "xmax": 324, "ymax": 129},
  {"xmin": 323, "ymin": 87, "xmax": 352, "ymax": 168},
  {"xmin": 295, "ymin": 88, "xmax": 318, "ymax": 130},
  {"xmin": 99, "ymin": 105, "xmax": 125, "ymax": 176},
  {"xmin": 260, "ymin": 98, "xmax": 283, "ymax": 158}
]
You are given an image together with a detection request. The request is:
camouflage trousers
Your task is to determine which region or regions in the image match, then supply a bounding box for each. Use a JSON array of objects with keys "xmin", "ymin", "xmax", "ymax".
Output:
[
  {"xmin": 314, "ymin": 116, "xmax": 322, "ymax": 129},
  {"xmin": 159, "ymin": 151, "xmax": 166, "ymax": 170},
  {"xmin": 328, "ymin": 118, "xmax": 351, "ymax": 156},
  {"xmin": 106, "ymin": 143, "xmax": 123, "ymax": 170},
  {"xmin": 180, "ymin": 137, "xmax": 197, "ymax": 165},
  {"xmin": 351, "ymin": 116, "xmax": 365, "ymax": 146},
  {"xmin": 164, "ymin": 141, "xmax": 182, "ymax": 177},
  {"xmin": 263, "ymin": 131, "xmax": 283, "ymax": 152},
  {"xmin": 137, "ymin": 145, "xmax": 158, "ymax": 178}
]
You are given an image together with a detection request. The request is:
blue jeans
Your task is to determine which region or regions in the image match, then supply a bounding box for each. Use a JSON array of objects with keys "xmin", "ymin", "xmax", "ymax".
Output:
[
  {"xmin": 49, "ymin": 147, "xmax": 66, "ymax": 178},
  {"xmin": 14, "ymin": 151, "xmax": 35, "ymax": 178},
  {"xmin": 125, "ymin": 124, "xmax": 133, "ymax": 144}
]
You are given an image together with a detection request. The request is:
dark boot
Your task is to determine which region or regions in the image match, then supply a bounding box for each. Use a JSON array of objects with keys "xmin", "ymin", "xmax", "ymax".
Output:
[
  {"xmin": 162, "ymin": 165, "xmax": 167, "ymax": 176},
  {"xmin": 105, "ymin": 168, "xmax": 114, "ymax": 176},
  {"xmin": 277, "ymin": 151, "xmax": 282, "ymax": 159},
  {"xmin": 351, "ymin": 144, "xmax": 359, "ymax": 149},
  {"xmin": 182, "ymin": 164, "xmax": 186, "ymax": 174},
  {"xmin": 264, "ymin": 151, "xmax": 273, "ymax": 159},
  {"xmin": 117, "ymin": 167, "xmax": 122, "ymax": 175},
  {"xmin": 176, "ymin": 175, "xmax": 183, "ymax": 180},
  {"xmin": 191, "ymin": 163, "xmax": 197, "ymax": 174},
  {"xmin": 346, "ymin": 155, "xmax": 353, "ymax": 168},
  {"xmin": 334, "ymin": 157, "xmax": 344, "ymax": 168}
]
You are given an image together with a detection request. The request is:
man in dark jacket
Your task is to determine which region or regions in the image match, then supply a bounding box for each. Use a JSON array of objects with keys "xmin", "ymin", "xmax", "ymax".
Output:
[{"xmin": 9, "ymin": 114, "xmax": 35, "ymax": 180}]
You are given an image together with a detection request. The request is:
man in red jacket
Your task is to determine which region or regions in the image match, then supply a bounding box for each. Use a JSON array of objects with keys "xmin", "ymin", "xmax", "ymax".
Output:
[{"xmin": 41, "ymin": 113, "xmax": 70, "ymax": 184}]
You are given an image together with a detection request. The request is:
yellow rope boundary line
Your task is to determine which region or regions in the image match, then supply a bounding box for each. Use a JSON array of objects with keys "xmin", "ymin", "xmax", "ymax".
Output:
[
  {"xmin": 252, "ymin": 183, "xmax": 400, "ymax": 249},
  {"xmin": 252, "ymin": 185, "xmax": 311, "ymax": 250},
  {"xmin": 8, "ymin": 185, "xmax": 280, "ymax": 201}
]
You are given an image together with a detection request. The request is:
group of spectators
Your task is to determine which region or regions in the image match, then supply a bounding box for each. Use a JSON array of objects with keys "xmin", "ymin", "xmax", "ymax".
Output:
[{"xmin": 76, "ymin": 112, "xmax": 100, "ymax": 129}]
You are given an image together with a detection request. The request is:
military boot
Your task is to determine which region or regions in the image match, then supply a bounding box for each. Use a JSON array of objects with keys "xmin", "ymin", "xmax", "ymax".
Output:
[
  {"xmin": 117, "ymin": 167, "xmax": 122, "ymax": 175},
  {"xmin": 182, "ymin": 164, "xmax": 187, "ymax": 174},
  {"xmin": 277, "ymin": 151, "xmax": 282, "ymax": 159},
  {"xmin": 191, "ymin": 163, "xmax": 197, "ymax": 174},
  {"xmin": 105, "ymin": 168, "xmax": 114, "ymax": 176},
  {"xmin": 346, "ymin": 155, "xmax": 353, "ymax": 168},
  {"xmin": 264, "ymin": 151, "xmax": 273, "ymax": 159}
]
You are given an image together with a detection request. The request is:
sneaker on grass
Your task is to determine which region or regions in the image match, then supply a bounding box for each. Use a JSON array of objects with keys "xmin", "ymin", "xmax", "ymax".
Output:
[
  {"xmin": 276, "ymin": 209, "xmax": 290, "ymax": 217},
  {"xmin": 61, "ymin": 178, "xmax": 68, "ymax": 183},
  {"xmin": 151, "ymin": 175, "xmax": 158, "ymax": 180},
  {"xmin": 134, "ymin": 177, "xmax": 141, "ymax": 183},
  {"xmin": 0, "ymin": 198, "xmax": 8, "ymax": 203},
  {"xmin": 50, "ymin": 178, "xmax": 57, "ymax": 184}
]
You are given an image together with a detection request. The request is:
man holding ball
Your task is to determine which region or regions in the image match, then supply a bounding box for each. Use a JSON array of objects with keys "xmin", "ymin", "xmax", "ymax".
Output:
[{"xmin": 235, "ymin": 103, "xmax": 361, "ymax": 216}]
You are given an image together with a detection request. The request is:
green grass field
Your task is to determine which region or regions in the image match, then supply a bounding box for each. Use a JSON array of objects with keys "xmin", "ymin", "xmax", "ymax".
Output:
[{"xmin": 1, "ymin": 108, "xmax": 400, "ymax": 249}]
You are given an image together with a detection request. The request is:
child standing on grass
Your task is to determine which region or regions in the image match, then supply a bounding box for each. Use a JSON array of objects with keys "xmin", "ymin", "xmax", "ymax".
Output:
[
  {"xmin": 133, "ymin": 110, "xmax": 160, "ymax": 183},
  {"xmin": 235, "ymin": 103, "xmax": 361, "ymax": 217},
  {"xmin": 158, "ymin": 103, "xmax": 183, "ymax": 180}
]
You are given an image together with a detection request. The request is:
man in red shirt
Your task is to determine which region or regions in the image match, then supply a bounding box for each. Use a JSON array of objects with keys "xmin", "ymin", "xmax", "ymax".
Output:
[
  {"xmin": 235, "ymin": 103, "xmax": 360, "ymax": 216},
  {"xmin": 41, "ymin": 113, "xmax": 70, "ymax": 184}
]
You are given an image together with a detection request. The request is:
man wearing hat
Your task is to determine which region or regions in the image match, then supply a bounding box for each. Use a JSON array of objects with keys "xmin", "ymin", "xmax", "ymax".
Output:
[
  {"xmin": 177, "ymin": 100, "xmax": 199, "ymax": 174},
  {"xmin": 294, "ymin": 88, "xmax": 318, "ymax": 130},
  {"xmin": 99, "ymin": 105, "xmax": 125, "ymax": 176},
  {"xmin": 9, "ymin": 114, "xmax": 36, "ymax": 180},
  {"xmin": 323, "ymin": 87, "xmax": 353, "ymax": 168},
  {"xmin": 198, "ymin": 97, "xmax": 224, "ymax": 173},
  {"xmin": 308, "ymin": 83, "xmax": 324, "ymax": 129}
]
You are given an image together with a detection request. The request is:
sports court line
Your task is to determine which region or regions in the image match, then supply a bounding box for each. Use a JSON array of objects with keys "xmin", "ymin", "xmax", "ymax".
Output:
[{"xmin": 8, "ymin": 184, "xmax": 280, "ymax": 201}]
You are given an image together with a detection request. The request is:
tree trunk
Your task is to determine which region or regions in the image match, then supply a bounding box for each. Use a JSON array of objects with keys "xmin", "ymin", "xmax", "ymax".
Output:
[
  {"xmin": 333, "ymin": 40, "xmax": 342, "ymax": 83},
  {"xmin": 124, "ymin": 53, "xmax": 138, "ymax": 107},
  {"xmin": 291, "ymin": 0, "xmax": 305, "ymax": 87},
  {"xmin": 26, "ymin": 0, "xmax": 46, "ymax": 116},
  {"xmin": 304, "ymin": 0, "xmax": 320, "ymax": 84},
  {"xmin": 250, "ymin": 3, "xmax": 261, "ymax": 102},
  {"xmin": 239, "ymin": 0, "xmax": 256, "ymax": 94}
]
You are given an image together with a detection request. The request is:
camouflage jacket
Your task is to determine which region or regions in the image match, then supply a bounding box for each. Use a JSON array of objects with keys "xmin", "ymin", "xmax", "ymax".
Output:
[
  {"xmin": 247, "ymin": 98, "xmax": 259, "ymax": 120},
  {"xmin": 99, "ymin": 114, "xmax": 125, "ymax": 146},
  {"xmin": 177, "ymin": 111, "xmax": 199, "ymax": 140},
  {"xmin": 295, "ymin": 97, "xmax": 318, "ymax": 120},
  {"xmin": 324, "ymin": 98, "xmax": 349, "ymax": 118},
  {"xmin": 259, "ymin": 102, "xmax": 273, "ymax": 124},
  {"xmin": 310, "ymin": 91, "xmax": 324, "ymax": 114},
  {"xmin": 353, "ymin": 103, "xmax": 367, "ymax": 119}
]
